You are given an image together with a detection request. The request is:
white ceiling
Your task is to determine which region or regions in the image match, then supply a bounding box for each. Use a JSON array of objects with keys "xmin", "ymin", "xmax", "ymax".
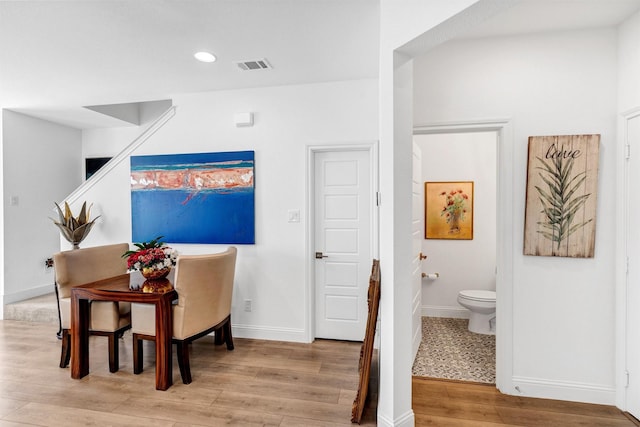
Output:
[
  {"xmin": 0, "ymin": 0, "xmax": 380, "ymax": 127},
  {"xmin": 1, "ymin": 0, "xmax": 638, "ymax": 129},
  {"xmin": 457, "ymin": 0, "xmax": 640, "ymax": 40}
]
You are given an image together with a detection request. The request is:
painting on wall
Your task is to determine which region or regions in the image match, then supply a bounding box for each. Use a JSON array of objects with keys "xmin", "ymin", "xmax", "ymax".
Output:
[
  {"xmin": 130, "ymin": 150, "xmax": 255, "ymax": 244},
  {"xmin": 425, "ymin": 181, "xmax": 474, "ymax": 240},
  {"xmin": 523, "ymin": 134, "xmax": 599, "ymax": 258}
]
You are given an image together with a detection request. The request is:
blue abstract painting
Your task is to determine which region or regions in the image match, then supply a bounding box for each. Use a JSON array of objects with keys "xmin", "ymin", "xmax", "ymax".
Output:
[{"xmin": 130, "ymin": 151, "xmax": 255, "ymax": 244}]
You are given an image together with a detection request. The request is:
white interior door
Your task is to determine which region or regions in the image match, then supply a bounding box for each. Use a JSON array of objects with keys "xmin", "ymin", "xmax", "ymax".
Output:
[
  {"xmin": 626, "ymin": 114, "xmax": 640, "ymax": 418},
  {"xmin": 412, "ymin": 142, "xmax": 423, "ymax": 358},
  {"xmin": 314, "ymin": 149, "xmax": 371, "ymax": 341}
]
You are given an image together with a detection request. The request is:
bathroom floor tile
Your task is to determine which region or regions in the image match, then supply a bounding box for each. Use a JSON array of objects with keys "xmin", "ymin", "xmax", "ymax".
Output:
[{"xmin": 412, "ymin": 317, "xmax": 496, "ymax": 384}]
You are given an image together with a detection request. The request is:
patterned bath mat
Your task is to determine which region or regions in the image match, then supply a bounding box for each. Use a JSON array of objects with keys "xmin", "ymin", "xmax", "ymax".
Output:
[{"xmin": 412, "ymin": 317, "xmax": 495, "ymax": 384}]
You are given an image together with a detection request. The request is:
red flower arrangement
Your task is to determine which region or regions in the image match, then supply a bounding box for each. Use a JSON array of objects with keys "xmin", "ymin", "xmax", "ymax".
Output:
[
  {"xmin": 122, "ymin": 236, "xmax": 178, "ymax": 279},
  {"xmin": 440, "ymin": 189, "xmax": 469, "ymax": 223}
]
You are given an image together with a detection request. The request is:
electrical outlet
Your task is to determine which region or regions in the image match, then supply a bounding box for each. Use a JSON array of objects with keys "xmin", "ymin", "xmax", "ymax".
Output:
[
  {"xmin": 244, "ymin": 299, "xmax": 252, "ymax": 312},
  {"xmin": 44, "ymin": 258, "xmax": 54, "ymax": 272}
]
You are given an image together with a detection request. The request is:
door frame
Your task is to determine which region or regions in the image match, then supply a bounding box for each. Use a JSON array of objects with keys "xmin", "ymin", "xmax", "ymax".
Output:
[
  {"xmin": 617, "ymin": 107, "xmax": 640, "ymax": 410},
  {"xmin": 306, "ymin": 142, "xmax": 379, "ymax": 342},
  {"xmin": 414, "ymin": 118, "xmax": 513, "ymax": 393}
]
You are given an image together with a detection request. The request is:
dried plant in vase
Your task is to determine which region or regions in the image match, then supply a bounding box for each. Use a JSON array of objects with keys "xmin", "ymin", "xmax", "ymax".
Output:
[{"xmin": 50, "ymin": 201, "xmax": 100, "ymax": 249}]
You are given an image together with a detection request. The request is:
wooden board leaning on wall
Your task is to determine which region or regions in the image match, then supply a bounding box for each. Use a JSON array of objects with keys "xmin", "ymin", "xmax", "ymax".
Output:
[{"xmin": 351, "ymin": 259, "xmax": 380, "ymax": 424}]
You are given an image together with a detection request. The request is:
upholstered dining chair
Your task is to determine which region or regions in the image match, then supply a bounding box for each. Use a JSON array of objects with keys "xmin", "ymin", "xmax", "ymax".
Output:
[
  {"xmin": 54, "ymin": 243, "xmax": 131, "ymax": 372},
  {"xmin": 131, "ymin": 246, "xmax": 237, "ymax": 384}
]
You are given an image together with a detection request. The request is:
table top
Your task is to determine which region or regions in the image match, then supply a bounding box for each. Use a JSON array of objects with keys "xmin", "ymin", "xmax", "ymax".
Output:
[{"xmin": 71, "ymin": 273, "xmax": 177, "ymax": 301}]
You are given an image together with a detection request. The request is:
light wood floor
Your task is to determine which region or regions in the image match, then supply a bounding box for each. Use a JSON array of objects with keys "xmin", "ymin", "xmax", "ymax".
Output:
[
  {"xmin": 0, "ymin": 319, "xmax": 377, "ymax": 426},
  {"xmin": 413, "ymin": 377, "xmax": 640, "ymax": 426},
  {"xmin": 1, "ymin": 318, "xmax": 638, "ymax": 426}
]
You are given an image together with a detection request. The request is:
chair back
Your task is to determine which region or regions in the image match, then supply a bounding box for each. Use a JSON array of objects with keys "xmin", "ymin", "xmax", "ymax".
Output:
[
  {"xmin": 172, "ymin": 247, "xmax": 237, "ymax": 339},
  {"xmin": 53, "ymin": 243, "xmax": 129, "ymax": 298}
]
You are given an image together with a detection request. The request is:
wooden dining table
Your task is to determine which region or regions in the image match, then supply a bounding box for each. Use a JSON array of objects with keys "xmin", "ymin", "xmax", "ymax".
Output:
[{"xmin": 70, "ymin": 273, "xmax": 178, "ymax": 390}]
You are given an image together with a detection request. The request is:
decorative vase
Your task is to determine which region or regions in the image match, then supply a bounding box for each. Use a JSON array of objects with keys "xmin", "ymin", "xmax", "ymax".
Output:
[
  {"xmin": 141, "ymin": 278, "xmax": 173, "ymax": 293},
  {"xmin": 449, "ymin": 211, "xmax": 461, "ymax": 234},
  {"xmin": 141, "ymin": 267, "xmax": 171, "ymax": 280},
  {"xmin": 51, "ymin": 201, "xmax": 99, "ymax": 250}
]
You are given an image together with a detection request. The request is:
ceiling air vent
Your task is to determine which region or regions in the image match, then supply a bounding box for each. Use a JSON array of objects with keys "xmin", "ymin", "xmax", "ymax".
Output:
[{"xmin": 235, "ymin": 58, "xmax": 272, "ymax": 71}]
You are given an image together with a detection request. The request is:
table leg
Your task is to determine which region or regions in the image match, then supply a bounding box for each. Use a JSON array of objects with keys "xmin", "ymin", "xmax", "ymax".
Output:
[
  {"xmin": 155, "ymin": 296, "xmax": 173, "ymax": 390},
  {"xmin": 70, "ymin": 295, "xmax": 90, "ymax": 379}
]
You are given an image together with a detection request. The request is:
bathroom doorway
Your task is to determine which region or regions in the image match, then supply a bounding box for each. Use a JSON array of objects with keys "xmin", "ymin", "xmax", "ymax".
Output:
[{"xmin": 412, "ymin": 129, "xmax": 498, "ymax": 384}]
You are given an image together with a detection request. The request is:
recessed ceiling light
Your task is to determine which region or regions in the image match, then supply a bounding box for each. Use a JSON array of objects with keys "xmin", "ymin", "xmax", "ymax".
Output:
[{"xmin": 194, "ymin": 51, "xmax": 216, "ymax": 63}]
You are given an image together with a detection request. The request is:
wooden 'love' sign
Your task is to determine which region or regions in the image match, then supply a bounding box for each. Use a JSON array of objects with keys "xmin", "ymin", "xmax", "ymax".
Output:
[{"xmin": 524, "ymin": 134, "xmax": 599, "ymax": 258}]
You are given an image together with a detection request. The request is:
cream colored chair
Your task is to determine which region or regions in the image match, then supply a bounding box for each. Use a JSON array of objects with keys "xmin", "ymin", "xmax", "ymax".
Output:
[
  {"xmin": 54, "ymin": 243, "xmax": 131, "ymax": 372},
  {"xmin": 132, "ymin": 246, "xmax": 237, "ymax": 384}
]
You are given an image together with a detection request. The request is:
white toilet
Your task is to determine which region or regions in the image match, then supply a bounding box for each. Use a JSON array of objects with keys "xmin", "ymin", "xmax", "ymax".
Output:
[{"xmin": 457, "ymin": 290, "xmax": 496, "ymax": 335}]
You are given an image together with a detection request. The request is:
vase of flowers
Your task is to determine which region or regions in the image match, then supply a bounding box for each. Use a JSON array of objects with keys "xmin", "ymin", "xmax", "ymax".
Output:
[
  {"xmin": 122, "ymin": 236, "xmax": 178, "ymax": 280},
  {"xmin": 440, "ymin": 189, "xmax": 469, "ymax": 234}
]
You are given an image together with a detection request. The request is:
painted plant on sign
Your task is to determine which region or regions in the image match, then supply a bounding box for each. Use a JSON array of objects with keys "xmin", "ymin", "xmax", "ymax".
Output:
[
  {"xmin": 524, "ymin": 135, "xmax": 599, "ymax": 258},
  {"xmin": 535, "ymin": 152, "xmax": 591, "ymax": 248}
]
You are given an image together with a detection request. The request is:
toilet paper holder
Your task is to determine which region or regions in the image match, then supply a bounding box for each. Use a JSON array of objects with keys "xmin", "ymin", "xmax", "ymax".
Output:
[{"xmin": 422, "ymin": 272, "xmax": 439, "ymax": 279}]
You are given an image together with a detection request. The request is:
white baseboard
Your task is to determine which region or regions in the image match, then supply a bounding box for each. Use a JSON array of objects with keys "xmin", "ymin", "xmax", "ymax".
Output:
[
  {"xmin": 422, "ymin": 305, "xmax": 470, "ymax": 319},
  {"xmin": 232, "ymin": 323, "xmax": 308, "ymax": 343},
  {"xmin": 377, "ymin": 410, "xmax": 415, "ymax": 427},
  {"xmin": 511, "ymin": 376, "xmax": 616, "ymax": 405},
  {"xmin": 3, "ymin": 284, "xmax": 54, "ymax": 305}
]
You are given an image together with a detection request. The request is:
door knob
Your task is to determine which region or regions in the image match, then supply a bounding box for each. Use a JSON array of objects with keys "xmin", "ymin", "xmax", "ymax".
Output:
[
  {"xmin": 315, "ymin": 252, "xmax": 328, "ymax": 259},
  {"xmin": 419, "ymin": 252, "xmax": 427, "ymax": 260}
]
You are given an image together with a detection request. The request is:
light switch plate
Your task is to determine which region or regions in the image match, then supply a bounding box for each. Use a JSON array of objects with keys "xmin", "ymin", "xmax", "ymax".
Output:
[{"xmin": 288, "ymin": 209, "xmax": 300, "ymax": 223}]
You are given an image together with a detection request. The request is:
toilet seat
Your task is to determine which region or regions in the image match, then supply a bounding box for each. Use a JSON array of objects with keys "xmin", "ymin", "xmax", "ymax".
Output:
[{"xmin": 459, "ymin": 290, "xmax": 496, "ymax": 302}]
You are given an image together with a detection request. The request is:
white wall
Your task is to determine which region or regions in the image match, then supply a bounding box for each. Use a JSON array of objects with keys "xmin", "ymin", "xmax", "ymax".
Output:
[
  {"xmin": 618, "ymin": 9, "xmax": 640, "ymax": 113},
  {"xmin": 71, "ymin": 79, "xmax": 378, "ymax": 342},
  {"xmin": 83, "ymin": 126, "xmax": 142, "ymax": 163},
  {"xmin": 616, "ymin": 8, "xmax": 640, "ymax": 410},
  {"xmin": 0, "ymin": 112, "xmax": 4, "ymax": 316},
  {"xmin": 2, "ymin": 110, "xmax": 82, "ymax": 303},
  {"xmin": 415, "ymin": 131, "xmax": 497, "ymax": 318},
  {"xmin": 83, "ymin": 100, "xmax": 173, "ymax": 178},
  {"xmin": 378, "ymin": 2, "xmax": 491, "ymax": 425},
  {"xmin": 414, "ymin": 29, "xmax": 618, "ymax": 404},
  {"xmin": 379, "ymin": 0, "xmax": 478, "ymax": 51}
]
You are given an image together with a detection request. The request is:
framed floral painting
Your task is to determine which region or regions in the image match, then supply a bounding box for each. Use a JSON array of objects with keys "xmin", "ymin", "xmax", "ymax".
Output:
[{"xmin": 425, "ymin": 181, "xmax": 474, "ymax": 240}]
